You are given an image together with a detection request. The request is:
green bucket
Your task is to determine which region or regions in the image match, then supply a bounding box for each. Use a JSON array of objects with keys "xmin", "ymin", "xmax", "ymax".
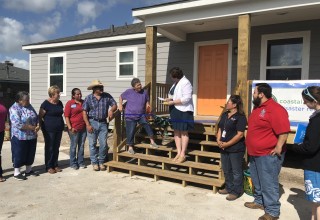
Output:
[{"xmin": 243, "ymin": 169, "xmax": 254, "ymax": 196}]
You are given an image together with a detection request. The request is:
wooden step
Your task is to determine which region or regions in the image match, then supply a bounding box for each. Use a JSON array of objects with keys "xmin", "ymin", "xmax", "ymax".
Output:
[
  {"xmin": 134, "ymin": 143, "xmax": 221, "ymax": 160},
  {"xmin": 188, "ymin": 150, "xmax": 220, "ymax": 158},
  {"xmin": 136, "ymin": 134, "xmax": 219, "ymax": 147},
  {"xmin": 118, "ymin": 151, "xmax": 221, "ymax": 172},
  {"xmin": 152, "ymin": 126, "xmax": 216, "ymax": 136},
  {"xmin": 107, "ymin": 160, "xmax": 224, "ymax": 192}
]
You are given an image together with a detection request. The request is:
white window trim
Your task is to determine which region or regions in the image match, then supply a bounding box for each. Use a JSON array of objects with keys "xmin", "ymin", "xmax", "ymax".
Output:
[
  {"xmin": 260, "ymin": 31, "xmax": 310, "ymax": 80},
  {"xmin": 48, "ymin": 52, "xmax": 67, "ymax": 96},
  {"xmin": 116, "ymin": 47, "xmax": 138, "ymax": 80}
]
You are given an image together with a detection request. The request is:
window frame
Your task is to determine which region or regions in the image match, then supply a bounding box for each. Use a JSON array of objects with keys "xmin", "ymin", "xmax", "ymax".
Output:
[
  {"xmin": 48, "ymin": 53, "xmax": 66, "ymax": 96},
  {"xmin": 116, "ymin": 47, "xmax": 138, "ymax": 80},
  {"xmin": 260, "ymin": 31, "xmax": 310, "ymax": 80}
]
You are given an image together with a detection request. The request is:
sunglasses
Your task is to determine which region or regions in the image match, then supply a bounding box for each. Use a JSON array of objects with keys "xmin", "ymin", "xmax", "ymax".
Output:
[
  {"xmin": 303, "ymin": 87, "xmax": 317, "ymax": 102},
  {"xmin": 94, "ymin": 86, "xmax": 104, "ymax": 90}
]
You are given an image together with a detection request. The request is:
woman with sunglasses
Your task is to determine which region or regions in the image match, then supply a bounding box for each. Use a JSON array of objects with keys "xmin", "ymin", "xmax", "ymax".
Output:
[
  {"xmin": 216, "ymin": 95, "xmax": 247, "ymax": 201},
  {"xmin": 290, "ymin": 86, "xmax": 320, "ymax": 220}
]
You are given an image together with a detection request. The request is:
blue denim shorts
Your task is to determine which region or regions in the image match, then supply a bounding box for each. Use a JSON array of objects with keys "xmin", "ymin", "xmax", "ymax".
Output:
[{"xmin": 305, "ymin": 170, "xmax": 320, "ymax": 203}]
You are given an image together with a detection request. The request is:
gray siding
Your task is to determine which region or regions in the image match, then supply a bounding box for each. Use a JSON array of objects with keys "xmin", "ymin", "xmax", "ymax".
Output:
[{"xmin": 30, "ymin": 19, "xmax": 320, "ymax": 112}]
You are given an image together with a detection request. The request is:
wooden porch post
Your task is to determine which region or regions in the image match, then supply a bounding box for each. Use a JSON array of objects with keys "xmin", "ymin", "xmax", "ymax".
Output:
[
  {"xmin": 237, "ymin": 14, "xmax": 251, "ymax": 116},
  {"xmin": 145, "ymin": 26, "xmax": 157, "ymax": 110}
]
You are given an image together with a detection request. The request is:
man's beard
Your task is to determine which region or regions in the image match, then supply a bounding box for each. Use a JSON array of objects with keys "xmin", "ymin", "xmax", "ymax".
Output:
[{"xmin": 252, "ymin": 96, "xmax": 261, "ymax": 107}]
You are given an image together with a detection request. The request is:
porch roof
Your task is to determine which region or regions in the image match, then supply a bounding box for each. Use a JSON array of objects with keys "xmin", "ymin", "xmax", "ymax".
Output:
[{"xmin": 133, "ymin": 0, "xmax": 320, "ymax": 41}]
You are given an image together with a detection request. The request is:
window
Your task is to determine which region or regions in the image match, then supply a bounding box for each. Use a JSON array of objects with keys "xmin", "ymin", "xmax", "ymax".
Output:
[
  {"xmin": 116, "ymin": 47, "xmax": 138, "ymax": 79},
  {"xmin": 48, "ymin": 53, "xmax": 66, "ymax": 95},
  {"xmin": 260, "ymin": 31, "xmax": 310, "ymax": 80}
]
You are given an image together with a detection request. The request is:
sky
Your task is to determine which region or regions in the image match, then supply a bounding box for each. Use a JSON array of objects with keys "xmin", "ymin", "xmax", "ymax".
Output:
[{"xmin": 0, "ymin": 0, "xmax": 176, "ymax": 70}]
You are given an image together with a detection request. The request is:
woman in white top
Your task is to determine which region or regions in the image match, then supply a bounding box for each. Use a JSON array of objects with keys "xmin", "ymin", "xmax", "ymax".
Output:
[{"xmin": 165, "ymin": 67, "xmax": 194, "ymax": 163}]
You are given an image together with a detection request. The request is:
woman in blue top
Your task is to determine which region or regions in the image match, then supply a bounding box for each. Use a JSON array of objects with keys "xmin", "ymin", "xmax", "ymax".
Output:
[
  {"xmin": 39, "ymin": 85, "xmax": 64, "ymax": 174},
  {"xmin": 9, "ymin": 91, "xmax": 40, "ymax": 180},
  {"xmin": 217, "ymin": 95, "xmax": 247, "ymax": 201}
]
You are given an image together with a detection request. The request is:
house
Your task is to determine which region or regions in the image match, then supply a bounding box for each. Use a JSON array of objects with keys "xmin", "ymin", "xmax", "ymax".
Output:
[
  {"xmin": 0, "ymin": 61, "xmax": 29, "ymax": 109},
  {"xmin": 22, "ymin": 0, "xmax": 320, "ymax": 116}
]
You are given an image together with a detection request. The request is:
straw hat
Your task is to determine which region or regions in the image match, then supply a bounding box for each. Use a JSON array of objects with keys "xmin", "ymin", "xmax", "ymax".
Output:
[{"xmin": 87, "ymin": 79, "xmax": 104, "ymax": 90}]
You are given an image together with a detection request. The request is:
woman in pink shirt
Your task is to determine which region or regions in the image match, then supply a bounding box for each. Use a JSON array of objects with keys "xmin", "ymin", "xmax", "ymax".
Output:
[{"xmin": 0, "ymin": 102, "xmax": 7, "ymax": 182}]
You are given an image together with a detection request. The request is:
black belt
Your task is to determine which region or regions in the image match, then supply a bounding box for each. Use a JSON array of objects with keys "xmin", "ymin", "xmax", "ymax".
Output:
[{"xmin": 89, "ymin": 117, "xmax": 106, "ymax": 122}]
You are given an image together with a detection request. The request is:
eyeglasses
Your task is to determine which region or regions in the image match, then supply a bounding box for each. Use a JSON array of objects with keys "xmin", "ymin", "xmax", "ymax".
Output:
[{"xmin": 303, "ymin": 87, "xmax": 317, "ymax": 102}]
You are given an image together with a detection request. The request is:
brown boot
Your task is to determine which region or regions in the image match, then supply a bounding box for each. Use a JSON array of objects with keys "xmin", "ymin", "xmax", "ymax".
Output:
[
  {"xmin": 99, "ymin": 164, "xmax": 106, "ymax": 171},
  {"xmin": 226, "ymin": 194, "xmax": 239, "ymax": 201},
  {"xmin": 218, "ymin": 188, "xmax": 228, "ymax": 195},
  {"xmin": 93, "ymin": 164, "xmax": 100, "ymax": 171},
  {"xmin": 258, "ymin": 213, "xmax": 279, "ymax": 220},
  {"xmin": 244, "ymin": 202, "xmax": 264, "ymax": 210}
]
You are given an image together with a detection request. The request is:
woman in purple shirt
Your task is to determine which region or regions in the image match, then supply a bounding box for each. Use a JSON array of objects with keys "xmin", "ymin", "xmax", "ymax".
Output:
[
  {"xmin": 119, "ymin": 78, "xmax": 158, "ymax": 154},
  {"xmin": 0, "ymin": 101, "xmax": 7, "ymax": 182}
]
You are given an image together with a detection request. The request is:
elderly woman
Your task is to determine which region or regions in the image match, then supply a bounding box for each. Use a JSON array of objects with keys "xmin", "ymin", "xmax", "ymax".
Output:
[
  {"xmin": 39, "ymin": 85, "xmax": 64, "ymax": 174},
  {"xmin": 0, "ymin": 101, "xmax": 7, "ymax": 182},
  {"xmin": 119, "ymin": 78, "xmax": 158, "ymax": 154},
  {"xmin": 290, "ymin": 86, "xmax": 320, "ymax": 220},
  {"xmin": 165, "ymin": 67, "xmax": 194, "ymax": 163},
  {"xmin": 65, "ymin": 88, "xmax": 87, "ymax": 169},
  {"xmin": 9, "ymin": 91, "xmax": 40, "ymax": 180}
]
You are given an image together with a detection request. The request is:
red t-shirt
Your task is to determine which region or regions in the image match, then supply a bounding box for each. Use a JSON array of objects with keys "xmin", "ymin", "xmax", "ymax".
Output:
[
  {"xmin": 64, "ymin": 99, "xmax": 85, "ymax": 131},
  {"xmin": 246, "ymin": 99, "xmax": 290, "ymax": 156}
]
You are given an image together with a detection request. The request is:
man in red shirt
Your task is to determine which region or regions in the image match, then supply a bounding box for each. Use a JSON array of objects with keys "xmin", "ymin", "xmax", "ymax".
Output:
[{"xmin": 245, "ymin": 83, "xmax": 290, "ymax": 220}]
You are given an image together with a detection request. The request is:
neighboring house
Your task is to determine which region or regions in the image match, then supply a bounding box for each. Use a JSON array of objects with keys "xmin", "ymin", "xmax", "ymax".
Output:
[
  {"xmin": 0, "ymin": 61, "xmax": 29, "ymax": 109},
  {"xmin": 22, "ymin": 0, "xmax": 320, "ymax": 116}
]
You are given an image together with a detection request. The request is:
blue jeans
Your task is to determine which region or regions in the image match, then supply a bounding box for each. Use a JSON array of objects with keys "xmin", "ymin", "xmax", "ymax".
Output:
[
  {"xmin": 126, "ymin": 117, "xmax": 154, "ymax": 146},
  {"xmin": 11, "ymin": 136, "xmax": 37, "ymax": 168},
  {"xmin": 87, "ymin": 119, "xmax": 108, "ymax": 165},
  {"xmin": 43, "ymin": 129, "xmax": 63, "ymax": 169},
  {"xmin": 249, "ymin": 153, "xmax": 285, "ymax": 217},
  {"xmin": 221, "ymin": 151, "xmax": 245, "ymax": 196},
  {"xmin": 69, "ymin": 129, "xmax": 87, "ymax": 167}
]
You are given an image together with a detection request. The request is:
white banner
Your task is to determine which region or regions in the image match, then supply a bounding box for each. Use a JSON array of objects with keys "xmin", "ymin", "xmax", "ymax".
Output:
[{"xmin": 252, "ymin": 80, "xmax": 320, "ymax": 127}]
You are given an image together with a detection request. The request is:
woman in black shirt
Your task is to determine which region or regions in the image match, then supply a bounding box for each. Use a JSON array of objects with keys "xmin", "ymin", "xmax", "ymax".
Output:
[
  {"xmin": 39, "ymin": 85, "xmax": 64, "ymax": 174},
  {"xmin": 217, "ymin": 95, "xmax": 247, "ymax": 201}
]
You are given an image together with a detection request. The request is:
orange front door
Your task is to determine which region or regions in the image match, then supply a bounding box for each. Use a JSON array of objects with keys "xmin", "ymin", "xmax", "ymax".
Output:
[{"xmin": 197, "ymin": 44, "xmax": 228, "ymax": 116}]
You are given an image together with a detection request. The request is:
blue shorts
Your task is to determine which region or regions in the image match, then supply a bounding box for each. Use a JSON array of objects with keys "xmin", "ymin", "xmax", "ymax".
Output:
[{"xmin": 305, "ymin": 170, "xmax": 320, "ymax": 203}]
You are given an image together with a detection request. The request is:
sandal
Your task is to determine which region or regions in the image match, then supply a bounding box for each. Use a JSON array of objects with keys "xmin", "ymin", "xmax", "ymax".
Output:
[
  {"xmin": 172, "ymin": 154, "xmax": 180, "ymax": 162},
  {"xmin": 176, "ymin": 156, "xmax": 186, "ymax": 163}
]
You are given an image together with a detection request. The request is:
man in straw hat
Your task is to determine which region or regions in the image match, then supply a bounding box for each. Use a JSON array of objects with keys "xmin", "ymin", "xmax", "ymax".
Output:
[{"xmin": 82, "ymin": 80, "xmax": 117, "ymax": 171}]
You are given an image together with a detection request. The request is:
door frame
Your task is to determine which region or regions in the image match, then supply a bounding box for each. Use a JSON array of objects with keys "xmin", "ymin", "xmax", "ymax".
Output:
[{"xmin": 193, "ymin": 39, "xmax": 233, "ymax": 116}]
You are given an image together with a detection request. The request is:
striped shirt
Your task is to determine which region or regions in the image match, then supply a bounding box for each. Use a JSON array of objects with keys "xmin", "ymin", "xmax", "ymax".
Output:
[{"xmin": 82, "ymin": 93, "xmax": 117, "ymax": 120}]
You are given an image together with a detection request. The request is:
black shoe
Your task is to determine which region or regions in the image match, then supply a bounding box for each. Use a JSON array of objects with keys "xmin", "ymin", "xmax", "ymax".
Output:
[
  {"xmin": 71, "ymin": 166, "xmax": 79, "ymax": 170},
  {"xmin": 25, "ymin": 170, "xmax": 39, "ymax": 177},
  {"xmin": 14, "ymin": 173, "xmax": 27, "ymax": 181}
]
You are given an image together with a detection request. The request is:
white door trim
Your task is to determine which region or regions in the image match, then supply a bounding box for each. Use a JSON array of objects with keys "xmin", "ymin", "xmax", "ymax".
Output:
[{"xmin": 193, "ymin": 39, "xmax": 233, "ymax": 116}]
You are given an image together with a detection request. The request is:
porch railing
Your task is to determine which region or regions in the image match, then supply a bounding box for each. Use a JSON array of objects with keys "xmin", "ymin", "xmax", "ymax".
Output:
[{"xmin": 155, "ymin": 83, "xmax": 171, "ymax": 115}]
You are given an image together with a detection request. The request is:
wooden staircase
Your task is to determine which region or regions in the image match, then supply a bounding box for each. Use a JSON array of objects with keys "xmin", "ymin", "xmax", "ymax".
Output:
[{"xmin": 107, "ymin": 119, "xmax": 225, "ymax": 193}]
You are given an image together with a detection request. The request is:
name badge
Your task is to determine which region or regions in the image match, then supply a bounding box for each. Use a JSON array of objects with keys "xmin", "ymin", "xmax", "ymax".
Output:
[
  {"xmin": 71, "ymin": 104, "xmax": 77, "ymax": 108},
  {"xmin": 222, "ymin": 130, "xmax": 226, "ymax": 138}
]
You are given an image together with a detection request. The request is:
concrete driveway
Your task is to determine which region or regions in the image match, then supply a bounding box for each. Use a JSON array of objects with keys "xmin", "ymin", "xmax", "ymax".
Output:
[{"xmin": 0, "ymin": 141, "xmax": 310, "ymax": 220}]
